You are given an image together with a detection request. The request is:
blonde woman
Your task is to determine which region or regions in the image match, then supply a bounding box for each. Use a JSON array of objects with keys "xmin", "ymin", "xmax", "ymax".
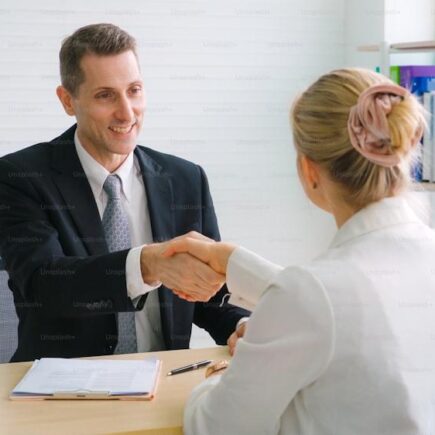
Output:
[{"xmin": 166, "ymin": 68, "xmax": 435, "ymax": 434}]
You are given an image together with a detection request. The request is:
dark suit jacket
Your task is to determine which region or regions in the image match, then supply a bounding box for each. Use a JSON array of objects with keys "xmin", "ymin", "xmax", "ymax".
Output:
[{"xmin": 0, "ymin": 125, "xmax": 249, "ymax": 362}]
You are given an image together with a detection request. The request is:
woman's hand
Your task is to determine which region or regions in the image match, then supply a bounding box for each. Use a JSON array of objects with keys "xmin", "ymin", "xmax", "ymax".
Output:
[
  {"xmin": 164, "ymin": 231, "xmax": 236, "ymax": 302},
  {"xmin": 205, "ymin": 360, "xmax": 229, "ymax": 378},
  {"xmin": 227, "ymin": 319, "xmax": 248, "ymax": 356},
  {"xmin": 163, "ymin": 231, "xmax": 236, "ymax": 275}
]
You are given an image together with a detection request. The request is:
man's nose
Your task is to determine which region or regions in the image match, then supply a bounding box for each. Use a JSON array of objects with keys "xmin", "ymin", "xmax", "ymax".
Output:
[{"xmin": 115, "ymin": 95, "xmax": 135, "ymax": 122}]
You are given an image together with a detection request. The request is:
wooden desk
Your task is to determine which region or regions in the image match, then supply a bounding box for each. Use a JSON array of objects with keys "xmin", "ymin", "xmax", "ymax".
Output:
[{"xmin": 0, "ymin": 346, "xmax": 230, "ymax": 435}]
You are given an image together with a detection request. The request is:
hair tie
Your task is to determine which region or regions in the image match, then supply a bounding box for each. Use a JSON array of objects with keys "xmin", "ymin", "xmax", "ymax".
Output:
[{"xmin": 347, "ymin": 83, "xmax": 421, "ymax": 167}]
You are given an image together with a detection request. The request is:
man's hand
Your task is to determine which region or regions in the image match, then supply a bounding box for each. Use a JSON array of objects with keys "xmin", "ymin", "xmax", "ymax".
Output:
[
  {"xmin": 140, "ymin": 237, "xmax": 225, "ymax": 302},
  {"xmin": 163, "ymin": 232, "xmax": 236, "ymax": 275},
  {"xmin": 227, "ymin": 319, "xmax": 248, "ymax": 356}
]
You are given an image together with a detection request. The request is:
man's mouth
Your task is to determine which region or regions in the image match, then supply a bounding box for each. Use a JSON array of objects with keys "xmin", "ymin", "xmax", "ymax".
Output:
[{"xmin": 109, "ymin": 123, "xmax": 136, "ymax": 134}]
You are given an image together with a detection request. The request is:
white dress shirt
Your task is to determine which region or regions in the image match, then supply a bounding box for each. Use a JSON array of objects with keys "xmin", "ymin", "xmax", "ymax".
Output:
[
  {"xmin": 74, "ymin": 133, "xmax": 165, "ymax": 352},
  {"xmin": 184, "ymin": 196, "xmax": 435, "ymax": 435}
]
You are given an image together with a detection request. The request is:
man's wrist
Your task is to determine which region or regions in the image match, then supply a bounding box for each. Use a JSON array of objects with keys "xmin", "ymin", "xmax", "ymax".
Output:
[
  {"xmin": 140, "ymin": 244, "xmax": 159, "ymax": 284},
  {"xmin": 126, "ymin": 246, "xmax": 161, "ymax": 300}
]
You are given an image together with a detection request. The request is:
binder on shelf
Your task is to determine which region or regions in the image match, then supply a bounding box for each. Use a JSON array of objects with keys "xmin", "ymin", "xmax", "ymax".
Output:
[
  {"xmin": 390, "ymin": 66, "xmax": 400, "ymax": 84},
  {"xmin": 429, "ymin": 92, "xmax": 435, "ymax": 183},
  {"xmin": 398, "ymin": 66, "xmax": 435, "ymax": 94},
  {"xmin": 10, "ymin": 357, "xmax": 161, "ymax": 401},
  {"xmin": 422, "ymin": 92, "xmax": 435, "ymax": 181},
  {"xmin": 389, "ymin": 66, "xmax": 435, "ymax": 182}
]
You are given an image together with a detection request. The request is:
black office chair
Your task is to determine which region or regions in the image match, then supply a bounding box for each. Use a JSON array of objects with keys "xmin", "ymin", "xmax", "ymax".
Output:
[{"xmin": 0, "ymin": 262, "xmax": 18, "ymax": 363}]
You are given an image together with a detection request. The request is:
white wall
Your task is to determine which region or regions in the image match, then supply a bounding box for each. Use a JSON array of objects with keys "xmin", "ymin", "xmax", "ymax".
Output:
[
  {"xmin": 385, "ymin": 0, "xmax": 435, "ymax": 42},
  {"xmin": 2, "ymin": 0, "xmax": 435, "ymax": 348},
  {"xmin": 0, "ymin": 0, "xmax": 344, "ymax": 264},
  {"xmin": 345, "ymin": 0, "xmax": 435, "ymax": 70},
  {"xmin": 3, "ymin": 1, "xmax": 434, "ymax": 348},
  {"xmin": 386, "ymin": 0, "xmax": 435, "ymax": 66},
  {"xmin": 344, "ymin": 0, "xmax": 386, "ymax": 70},
  {"xmin": 0, "ymin": 0, "xmax": 346, "ymax": 347}
]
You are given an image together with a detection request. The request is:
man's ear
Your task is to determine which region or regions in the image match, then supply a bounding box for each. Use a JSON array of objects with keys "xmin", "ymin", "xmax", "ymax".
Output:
[
  {"xmin": 299, "ymin": 154, "xmax": 320, "ymax": 191},
  {"xmin": 56, "ymin": 86, "xmax": 76, "ymax": 116}
]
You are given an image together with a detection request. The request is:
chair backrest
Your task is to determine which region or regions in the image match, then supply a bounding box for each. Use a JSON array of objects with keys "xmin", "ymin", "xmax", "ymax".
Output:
[{"xmin": 0, "ymin": 269, "xmax": 18, "ymax": 363}]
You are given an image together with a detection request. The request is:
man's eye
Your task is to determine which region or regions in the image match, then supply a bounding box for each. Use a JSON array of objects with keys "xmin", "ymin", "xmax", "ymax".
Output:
[
  {"xmin": 130, "ymin": 87, "xmax": 142, "ymax": 95},
  {"xmin": 96, "ymin": 92, "xmax": 112, "ymax": 99}
]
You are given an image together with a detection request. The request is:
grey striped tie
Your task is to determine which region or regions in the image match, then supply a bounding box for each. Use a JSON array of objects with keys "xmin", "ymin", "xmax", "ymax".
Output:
[{"xmin": 102, "ymin": 174, "xmax": 137, "ymax": 354}]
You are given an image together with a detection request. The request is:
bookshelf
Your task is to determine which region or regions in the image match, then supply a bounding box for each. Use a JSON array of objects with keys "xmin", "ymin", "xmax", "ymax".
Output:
[
  {"xmin": 357, "ymin": 40, "xmax": 435, "ymax": 75},
  {"xmin": 414, "ymin": 182, "xmax": 435, "ymax": 192},
  {"xmin": 358, "ymin": 41, "xmax": 435, "ymax": 192}
]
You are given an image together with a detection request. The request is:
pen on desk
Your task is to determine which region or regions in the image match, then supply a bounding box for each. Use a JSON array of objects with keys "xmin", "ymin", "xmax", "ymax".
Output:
[{"xmin": 167, "ymin": 359, "xmax": 212, "ymax": 376}]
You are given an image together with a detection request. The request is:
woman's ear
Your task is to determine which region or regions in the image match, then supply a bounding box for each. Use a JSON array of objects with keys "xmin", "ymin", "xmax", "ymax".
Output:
[
  {"xmin": 298, "ymin": 154, "xmax": 320, "ymax": 191},
  {"xmin": 297, "ymin": 153, "xmax": 333, "ymax": 212},
  {"xmin": 298, "ymin": 153, "xmax": 337, "ymax": 215}
]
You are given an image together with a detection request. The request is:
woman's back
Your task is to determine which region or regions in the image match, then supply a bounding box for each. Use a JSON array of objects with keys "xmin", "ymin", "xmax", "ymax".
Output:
[{"xmin": 297, "ymin": 197, "xmax": 435, "ymax": 434}]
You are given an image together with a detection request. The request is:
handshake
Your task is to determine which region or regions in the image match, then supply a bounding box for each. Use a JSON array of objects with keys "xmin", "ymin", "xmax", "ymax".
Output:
[{"xmin": 139, "ymin": 232, "xmax": 236, "ymax": 302}]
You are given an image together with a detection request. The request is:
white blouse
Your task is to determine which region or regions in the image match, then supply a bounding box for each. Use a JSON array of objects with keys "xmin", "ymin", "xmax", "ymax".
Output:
[{"xmin": 184, "ymin": 196, "xmax": 435, "ymax": 435}]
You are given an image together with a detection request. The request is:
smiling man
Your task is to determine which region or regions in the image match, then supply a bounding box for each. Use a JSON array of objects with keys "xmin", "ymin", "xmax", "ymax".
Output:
[
  {"xmin": 56, "ymin": 48, "xmax": 144, "ymax": 172},
  {"xmin": 0, "ymin": 23, "xmax": 249, "ymax": 362}
]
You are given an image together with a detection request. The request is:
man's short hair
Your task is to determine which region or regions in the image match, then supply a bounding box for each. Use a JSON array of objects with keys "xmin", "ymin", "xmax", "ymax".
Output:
[{"xmin": 59, "ymin": 23, "xmax": 137, "ymax": 96}]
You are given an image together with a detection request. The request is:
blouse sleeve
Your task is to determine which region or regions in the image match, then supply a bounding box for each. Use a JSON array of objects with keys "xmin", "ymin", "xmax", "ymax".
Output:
[
  {"xmin": 226, "ymin": 246, "xmax": 284, "ymax": 310},
  {"xmin": 184, "ymin": 266, "xmax": 335, "ymax": 435}
]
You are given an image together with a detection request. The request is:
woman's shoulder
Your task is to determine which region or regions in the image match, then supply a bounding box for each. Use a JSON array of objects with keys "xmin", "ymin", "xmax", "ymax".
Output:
[{"xmin": 263, "ymin": 264, "xmax": 334, "ymax": 315}]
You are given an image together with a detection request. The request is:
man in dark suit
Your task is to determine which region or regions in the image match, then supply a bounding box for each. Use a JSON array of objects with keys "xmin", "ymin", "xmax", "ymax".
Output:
[{"xmin": 0, "ymin": 23, "xmax": 249, "ymax": 362}]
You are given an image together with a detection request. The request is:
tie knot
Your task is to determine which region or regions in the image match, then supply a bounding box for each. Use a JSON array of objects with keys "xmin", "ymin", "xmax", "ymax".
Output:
[{"xmin": 103, "ymin": 175, "xmax": 122, "ymax": 199}]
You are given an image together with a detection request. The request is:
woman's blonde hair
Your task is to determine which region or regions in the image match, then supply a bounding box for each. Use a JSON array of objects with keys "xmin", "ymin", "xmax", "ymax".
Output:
[{"xmin": 291, "ymin": 68, "xmax": 426, "ymax": 209}]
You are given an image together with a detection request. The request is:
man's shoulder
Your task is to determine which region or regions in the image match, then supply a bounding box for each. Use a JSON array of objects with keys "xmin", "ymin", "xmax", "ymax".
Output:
[
  {"xmin": 0, "ymin": 142, "xmax": 53, "ymax": 172},
  {"xmin": 0, "ymin": 126, "xmax": 75, "ymax": 169}
]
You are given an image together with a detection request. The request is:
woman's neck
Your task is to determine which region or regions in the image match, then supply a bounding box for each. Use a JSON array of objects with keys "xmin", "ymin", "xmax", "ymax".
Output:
[
  {"xmin": 322, "ymin": 184, "xmax": 359, "ymax": 228},
  {"xmin": 332, "ymin": 204, "xmax": 358, "ymax": 228}
]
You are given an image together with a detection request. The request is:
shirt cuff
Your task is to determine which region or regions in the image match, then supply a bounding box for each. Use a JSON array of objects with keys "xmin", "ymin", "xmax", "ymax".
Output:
[
  {"xmin": 236, "ymin": 316, "xmax": 250, "ymax": 330},
  {"xmin": 226, "ymin": 247, "xmax": 283, "ymax": 310},
  {"xmin": 126, "ymin": 245, "xmax": 161, "ymax": 300}
]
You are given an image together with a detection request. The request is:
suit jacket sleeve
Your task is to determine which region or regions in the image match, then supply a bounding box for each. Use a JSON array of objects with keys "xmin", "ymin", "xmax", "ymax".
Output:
[
  {"xmin": 0, "ymin": 158, "xmax": 134, "ymax": 318},
  {"xmin": 192, "ymin": 165, "xmax": 251, "ymax": 344}
]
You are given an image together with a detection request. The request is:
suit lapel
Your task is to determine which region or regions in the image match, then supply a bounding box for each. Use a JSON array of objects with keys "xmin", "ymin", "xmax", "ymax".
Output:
[
  {"xmin": 134, "ymin": 147, "xmax": 175, "ymax": 348},
  {"xmin": 134, "ymin": 147, "xmax": 175, "ymax": 243},
  {"xmin": 50, "ymin": 126, "xmax": 108, "ymax": 255}
]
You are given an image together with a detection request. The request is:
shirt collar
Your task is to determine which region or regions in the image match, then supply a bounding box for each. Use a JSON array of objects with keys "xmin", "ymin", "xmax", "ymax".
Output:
[
  {"xmin": 330, "ymin": 196, "xmax": 422, "ymax": 249},
  {"xmin": 74, "ymin": 131, "xmax": 135, "ymax": 202}
]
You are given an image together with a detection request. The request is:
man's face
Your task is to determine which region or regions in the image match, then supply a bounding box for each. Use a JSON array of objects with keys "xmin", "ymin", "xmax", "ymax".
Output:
[{"xmin": 67, "ymin": 50, "xmax": 145, "ymax": 161}]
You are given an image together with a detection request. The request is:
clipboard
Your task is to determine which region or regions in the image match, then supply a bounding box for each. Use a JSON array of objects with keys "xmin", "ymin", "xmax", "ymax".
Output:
[{"xmin": 9, "ymin": 358, "xmax": 162, "ymax": 401}]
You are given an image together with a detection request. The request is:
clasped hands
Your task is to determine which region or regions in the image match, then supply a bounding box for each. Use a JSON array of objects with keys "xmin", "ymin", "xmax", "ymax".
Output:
[
  {"xmin": 140, "ymin": 232, "xmax": 244, "ymax": 355},
  {"xmin": 140, "ymin": 231, "xmax": 235, "ymax": 303}
]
